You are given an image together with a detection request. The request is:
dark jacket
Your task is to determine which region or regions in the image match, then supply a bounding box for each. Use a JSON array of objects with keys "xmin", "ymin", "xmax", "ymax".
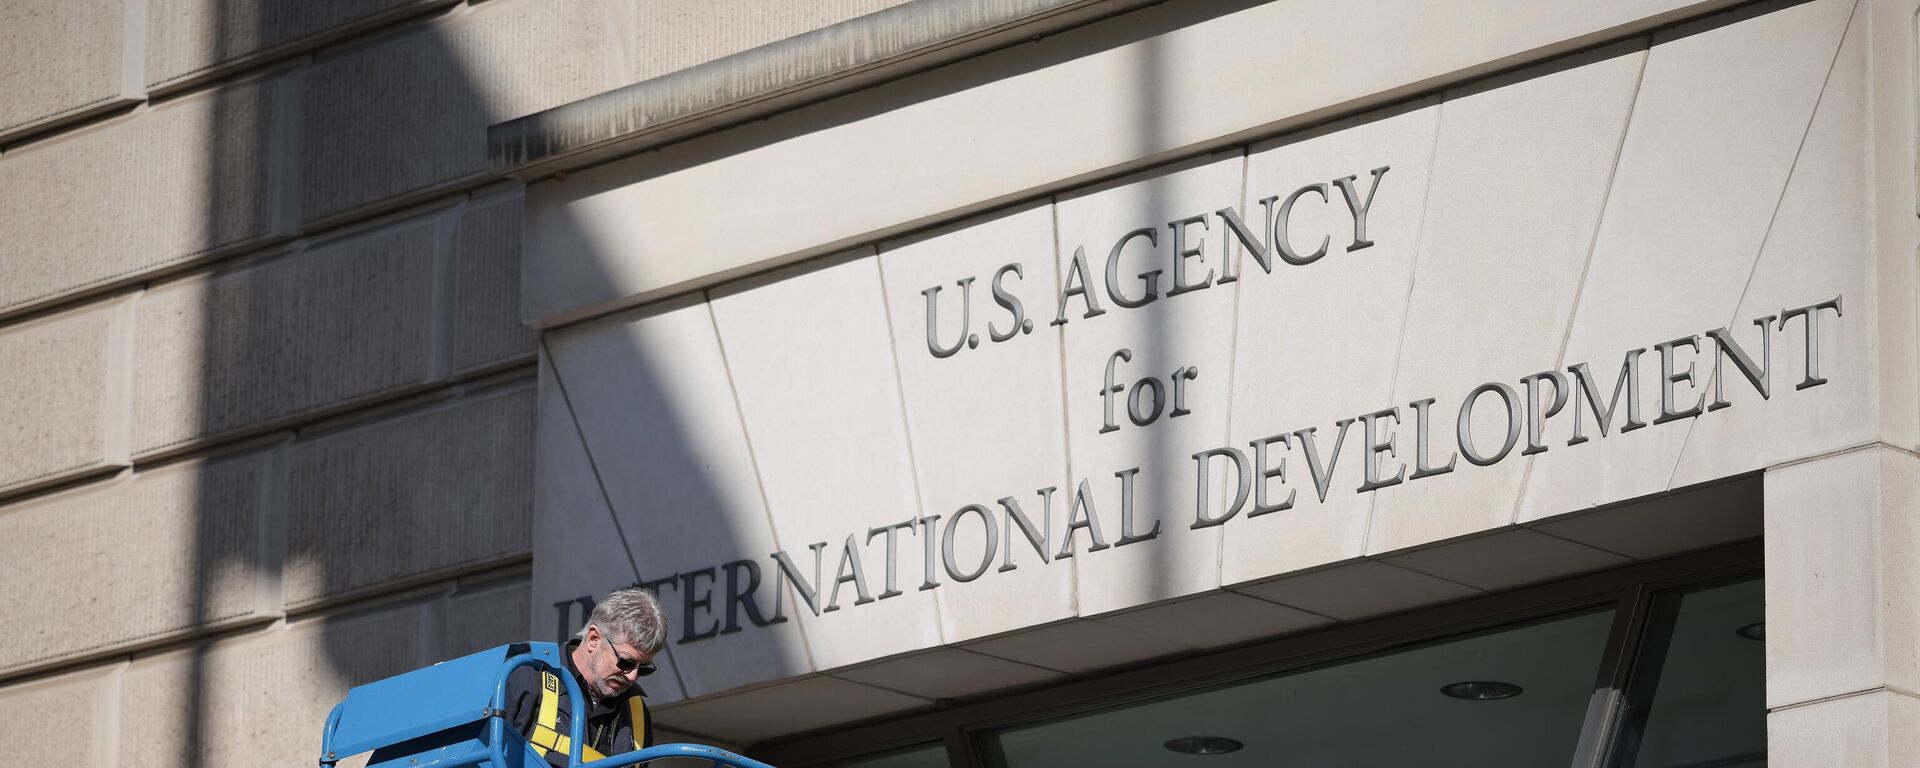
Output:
[{"xmin": 502, "ymin": 640, "xmax": 654, "ymax": 767}]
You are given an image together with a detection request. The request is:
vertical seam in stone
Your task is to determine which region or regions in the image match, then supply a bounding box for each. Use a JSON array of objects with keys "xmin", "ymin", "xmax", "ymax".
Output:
[
  {"xmin": 1662, "ymin": 0, "xmax": 1862, "ymax": 492},
  {"xmin": 1509, "ymin": 36, "xmax": 1652, "ymax": 525},
  {"xmin": 1214, "ymin": 148, "xmax": 1252, "ymax": 588},
  {"xmin": 537, "ymin": 338, "xmax": 642, "ymax": 583},
  {"xmin": 1046, "ymin": 194, "xmax": 1081, "ymax": 617},
  {"xmin": 428, "ymin": 206, "xmax": 456, "ymax": 383},
  {"xmin": 1363, "ymin": 96, "xmax": 1446, "ymax": 555},
  {"xmin": 273, "ymin": 65, "xmax": 306, "ymax": 240},
  {"xmin": 121, "ymin": 0, "xmax": 151, "ymax": 102},
  {"xmin": 258, "ymin": 437, "xmax": 290, "ymax": 621},
  {"xmin": 703, "ymin": 294, "xmax": 817, "ymax": 673},
  {"xmin": 104, "ymin": 291, "xmax": 141, "ymax": 467},
  {"xmin": 865, "ymin": 245, "xmax": 947, "ymax": 642},
  {"xmin": 97, "ymin": 662, "xmax": 125, "ymax": 768}
]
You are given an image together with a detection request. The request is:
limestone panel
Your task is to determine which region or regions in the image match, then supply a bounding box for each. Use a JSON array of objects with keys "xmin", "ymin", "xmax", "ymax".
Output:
[
  {"xmin": 0, "ymin": 302, "xmax": 129, "ymax": 495},
  {"xmin": 0, "ymin": 0, "xmax": 137, "ymax": 140},
  {"xmin": 530, "ymin": 352, "xmax": 689, "ymax": 704},
  {"xmin": 133, "ymin": 220, "xmax": 437, "ymax": 455},
  {"xmin": 0, "ymin": 664, "xmax": 121, "ymax": 768},
  {"xmin": 1052, "ymin": 154, "xmax": 1242, "ymax": 616},
  {"xmin": 651, "ymin": 676, "xmax": 928, "ymax": 745},
  {"xmin": 1367, "ymin": 47, "xmax": 1645, "ymax": 554},
  {"xmin": 1220, "ymin": 104, "xmax": 1439, "ymax": 586},
  {"xmin": 0, "ymin": 78, "xmax": 285, "ymax": 316},
  {"xmin": 301, "ymin": 0, "xmax": 612, "ymax": 223},
  {"xmin": 962, "ymin": 619, "xmax": 1195, "ymax": 674},
  {"xmin": 877, "ymin": 203, "xmax": 1075, "ymax": 644},
  {"xmin": 1768, "ymin": 691, "xmax": 1920, "ymax": 768},
  {"xmin": 284, "ymin": 386, "xmax": 533, "ymax": 608},
  {"xmin": 146, "ymin": 0, "xmax": 457, "ymax": 90},
  {"xmin": 450, "ymin": 193, "xmax": 539, "ymax": 373},
  {"xmin": 1232, "ymin": 561, "xmax": 1479, "ymax": 622},
  {"xmin": 446, "ymin": 579, "xmax": 531, "ymax": 659},
  {"xmin": 1671, "ymin": 7, "xmax": 1873, "ymax": 485},
  {"xmin": 833, "ymin": 648, "xmax": 1059, "ymax": 701},
  {"xmin": 709, "ymin": 253, "xmax": 942, "ymax": 671},
  {"xmin": 121, "ymin": 602, "xmax": 428, "ymax": 768},
  {"xmin": 1382, "ymin": 529, "xmax": 1628, "ymax": 592},
  {"xmin": 627, "ymin": 0, "xmax": 912, "ymax": 81},
  {"xmin": 0, "ymin": 453, "xmax": 275, "ymax": 676},
  {"xmin": 1093, "ymin": 592, "xmax": 1330, "ymax": 650},
  {"xmin": 1764, "ymin": 447, "xmax": 1920, "ymax": 709},
  {"xmin": 1517, "ymin": 0, "xmax": 1856, "ymax": 522},
  {"xmin": 547, "ymin": 296, "xmax": 811, "ymax": 697}
]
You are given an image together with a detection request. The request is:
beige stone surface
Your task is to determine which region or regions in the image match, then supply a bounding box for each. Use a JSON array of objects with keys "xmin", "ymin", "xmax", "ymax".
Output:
[
  {"xmin": 0, "ymin": 77, "xmax": 287, "ymax": 317},
  {"xmin": 0, "ymin": 452, "xmax": 277, "ymax": 676},
  {"xmin": 0, "ymin": 301, "xmax": 130, "ymax": 495},
  {"xmin": 301, "ymin": 0, "xmax": 615, "ymax": 223},
  {"xmin": 709, "ymin": 253, "xmax": 942, "ymax": 671},
  {"xmin": 877, "ymin": 203, "xmax": 1076, "ymax": 644},
  {"xmin": 0, "ymin": 663, "xmax": 121, "ymax": 768},
  {"xmin": 145, "ymin": 0, "xmax": 457, "ymax": 91},
  {"xmin": 0, "ymin": 0, "xmax": 137, "ymax": 140},
  {"xmin": 1517, "ymin": 0, "xmax": 1856, "ymax": 521},
  {"xmin": 1768, "ymin": 691, "xmax": 1920, "ymax": 768},
  {"xmin": 449, "ymin": 192, "xmax": 539, "ymax": 374},
  {"xmin": 1367, "ymin": 45, "xmax": 1644, "ymax": 553},
  {"xmin": 1093, "ymin": 592, "xmax": 1330, "ymax": 650},
  {"xmin": 284, "ymin": 386, "xmax": 534, "ymax": 609},
  {"xmin": 524, "ymin": 0, "xmax": 1746, "ymax": 326},
  {"xmin": 1221, "ymin": 103, "xmax": 1438, "ymax": 584},
  {"xmin": 133, "ymin": 220, "xmax": 438, "ymax": 456},
  {"xmin": 445, "ymin": 578, "xmax": 531, "ymax": 659},
  {"xmin": 547, "ymin": 296, "xmax": 810, "ymax": 698},
  {"xmin": 120, "ymin": 602, "xmax": 429, "ymax": 768},
  {"xmin": 626, "ymin": 0, "xmax": 912, "ymax": 82},
  {"xmin": 1765, "ymin": 447, "xmax": 1920, "ymax": 709}
]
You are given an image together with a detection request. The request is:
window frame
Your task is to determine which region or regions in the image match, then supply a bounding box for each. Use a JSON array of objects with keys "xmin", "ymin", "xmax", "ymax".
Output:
[{"xmin": 757, "ymin": 540, "xmax": 1763, "ymax": 768}]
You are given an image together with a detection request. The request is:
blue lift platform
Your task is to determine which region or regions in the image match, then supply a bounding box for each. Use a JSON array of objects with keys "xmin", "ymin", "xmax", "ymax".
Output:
[{"xmin": 320, "ymin": 642, "xmax": 775, "ymax": 768}]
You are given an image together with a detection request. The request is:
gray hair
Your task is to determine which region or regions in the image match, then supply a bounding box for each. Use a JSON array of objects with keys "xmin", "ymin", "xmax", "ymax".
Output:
[{"xmin": 578, "ymin": 586, "xmax": 670, "ymax": 653}]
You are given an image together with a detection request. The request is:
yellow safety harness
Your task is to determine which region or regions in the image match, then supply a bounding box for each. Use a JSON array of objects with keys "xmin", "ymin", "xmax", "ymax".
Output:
[{"xmin": 528, "ymin": 671, "xmax": 647, "ymax": 762}]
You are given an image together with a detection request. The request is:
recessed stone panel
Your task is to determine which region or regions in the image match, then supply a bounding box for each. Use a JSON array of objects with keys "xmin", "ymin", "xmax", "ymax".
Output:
[
  {"xmin": 0, "ymin": 663, "xmax": 121, "ymax": 768},
  {"xmin": 0, "ymin": 78, "xmax": 285, "ymax": 317},
  {"xmin": 145, "ymin": 0, "xmax": 457, "ymax": 91},
  {"xmin": 301, "ymin": 0, "xmax": 613, "ymax": 223},
  {"xmin": 0, "ymin": 0, "xmax": 135, "ymax": 141},
  {"xmin": 0, "ymin": 302, "xmax": 128, "ymax": 495},
  {"xmin": 284, "ymin": 386, "xmax": 533, "ymax": 608},
  {"xmin": 877, "ymin": 203, "xmax": 1076, "ymax": 644},
  {"xmin": 709, "ymin": 254, "xmax": 942, "ymax": 671},
  {"xmin": 133, "ymin": 220, "xmax": 437, "ymax": 455},
  {"xmin": 1221, "ymin": 103, "xmax": 1439, "ymax": 585},
  {"xmin": 547, "ymin": 296, "xmax": 811, "ymax": 698},
  {"xmin": 1053, "ymin": 154, "xmax": 1242, "ymax": 616},
  {"xmin": 1368, "ymin": 47, "xmax": 1644, "ymax": 554},
  {"xmin": 1517, "ymin": 0, "xmax": 1855, "ymax": 522},
  {"xmin": 450, "ymin": 193, "xmax": 539, "ymax": 374},
  {"xmin": 121, "ymin": 603, "xmax": 428, "ymax": 768},
  {"xmin": 0, "ymin": 453, "xmax": 276, "ymax": 677}
]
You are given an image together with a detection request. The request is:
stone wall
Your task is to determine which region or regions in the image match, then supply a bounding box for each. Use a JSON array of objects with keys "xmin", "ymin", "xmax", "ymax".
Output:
[{"xmin": 0, "ymin": 0, "xmax": 907, "ymax": 765}]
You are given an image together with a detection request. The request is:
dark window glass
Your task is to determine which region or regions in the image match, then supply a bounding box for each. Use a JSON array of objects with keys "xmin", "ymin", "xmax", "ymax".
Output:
[
  {"xmin": 983, "ymin": 608, "xmax": 1615, "ymax": 768},
  {"xmin": 1616, "ymin": 578, "xmax": 1766, "ymax": 768}
]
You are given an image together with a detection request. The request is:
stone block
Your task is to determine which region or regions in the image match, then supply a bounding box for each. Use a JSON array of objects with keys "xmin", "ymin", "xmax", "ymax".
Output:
[
  {"xmin": 121, "ymin": 602, "xmax": 428, "ymax": 768},
  {"xmin": 0, "ymin": 77, "xmax": 286, "ymax": 317},
  {"xmin": 301, "ymin": 0, "xmax": 613, "ymax": 223},
  {"xmin": 1094, "ymin": 592, "xmax": 1329, "ymax": 650},
  {"xmin": 446, "ymin": 579, "xmax": 531, "ymax": 658},
  {"xmin": 0, "ymin": 663, "xmax": 121, "ymax": 768},
  {"xmin": 1367, "ymin": 46, "xmax": 1644, "ymax": 554},
  {"xmin": 545, "ymin": 297, "xmax": 809, "ymax": 698},
  {"xmin": 1220, "ymin": 102, "xmax": 1437, "ymax": 586},
  {"xmin": 284, "ymin": 386, "xmax": 534, "ymax": 608},
  {"xmin": 1768, "ymin": 691, "xmax": 1920, "ymax": 768},
  {"xmin": 449, "ymin": 193, "xmax": 538, "ymax": 373},
  {"xmin": 1517, "ymin": 0, "xmax": 1856, "ymax": 521},
  {"xmin": 1764, "ymin": 447, "xmax": 1920, "ymax": 709},
  {"xmin": 133, "ymin": 219, "xmax": 437, "ymax": 455},
  {"xmin": 145, "ymin": 0, "xmax": 457, "ymax": 91},
  {"xmin": 0, "ymin": 452, "xmax": 276, "ymax": 677},
  {"xmin": 876, "ymin": 203, "xmax": 1075, "ymax": 644},
  {"xmin": 626, "ymin": 0, "xmax": 911, "ymax": 81},
  {"xmin": 0, "ymin": 0, "xmax": 138, "ymax": 141},
  {"xmin": 0, "ymin": 301, "xmax": 130, "ymax": 495}
]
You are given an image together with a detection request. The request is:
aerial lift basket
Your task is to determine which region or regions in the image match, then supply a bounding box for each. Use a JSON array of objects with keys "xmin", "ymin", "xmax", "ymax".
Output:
[{"xmin": 319, "ymin": 642, "xmax": 775, "ymax": 768}]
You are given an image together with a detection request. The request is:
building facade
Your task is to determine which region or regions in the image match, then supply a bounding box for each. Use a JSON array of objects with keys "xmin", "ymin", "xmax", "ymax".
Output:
[{"xmin": 2, "ymin": 0, "xmax": 1916, "ymax": 767}]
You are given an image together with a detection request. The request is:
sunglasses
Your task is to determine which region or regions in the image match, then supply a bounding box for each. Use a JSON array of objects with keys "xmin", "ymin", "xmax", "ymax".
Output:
[{"xmin": 609, "ymin": 646, "xmax": 656, "ymax": 677}]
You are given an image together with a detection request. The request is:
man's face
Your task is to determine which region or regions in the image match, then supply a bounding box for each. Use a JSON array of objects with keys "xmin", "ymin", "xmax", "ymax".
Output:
[{"xmin": 581, "ymin": 624, "xmax": 652, "ymax": 699}]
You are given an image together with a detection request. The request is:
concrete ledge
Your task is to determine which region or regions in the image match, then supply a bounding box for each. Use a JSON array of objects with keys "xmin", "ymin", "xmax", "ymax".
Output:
[{"xmin": 487, "ymin": 0, "xmax": 1155, "ymax": 180}]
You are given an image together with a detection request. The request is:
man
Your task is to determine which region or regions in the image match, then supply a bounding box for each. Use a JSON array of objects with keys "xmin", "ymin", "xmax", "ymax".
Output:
[{"xmin": 502, "ymin": 587, "xmax": 667, "ymax": 766}]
